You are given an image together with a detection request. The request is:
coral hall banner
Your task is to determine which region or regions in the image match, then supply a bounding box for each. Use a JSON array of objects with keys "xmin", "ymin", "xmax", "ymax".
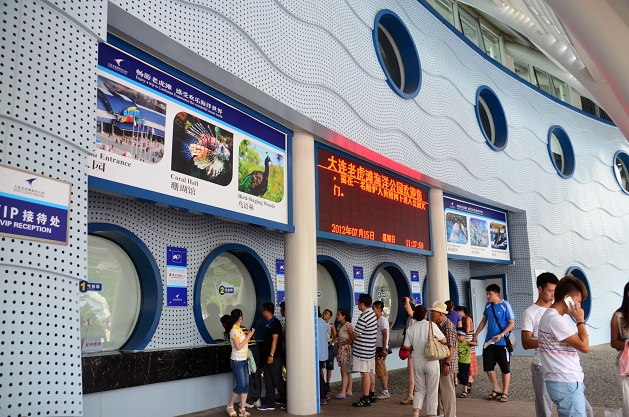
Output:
[
  {"xmin": 89, "ymin": 42, "xmax": 292, "ymax": 231},
  {"xmin": 444, "ymin": 195, "xmax": 511, "ymax": 264}
]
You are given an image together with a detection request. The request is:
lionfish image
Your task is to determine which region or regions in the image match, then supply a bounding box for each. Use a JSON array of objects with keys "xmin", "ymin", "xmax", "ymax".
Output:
[{"xmin": 181, "ymin": 123, "xmax": 231, "ymax": 179}]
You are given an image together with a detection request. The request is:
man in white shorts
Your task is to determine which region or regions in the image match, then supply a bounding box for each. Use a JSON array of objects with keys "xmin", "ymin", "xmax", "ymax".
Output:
[{"xmin": 350, "ymin": 293, "xmax": 378, "ymax": 407}]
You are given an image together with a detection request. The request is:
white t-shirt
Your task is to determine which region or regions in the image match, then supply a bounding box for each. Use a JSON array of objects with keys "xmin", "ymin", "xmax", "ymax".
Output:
[
  {"xmin": 376, "ymin": 315, "xmax": 390, "ymax": 348},
  {"xmin": 538, "ymin": 308, "xmax": 583, "ymax": 382},
  {"xmin": 405, "ymin": 320, "xmax": 445, "ymax": 365},
  {"xmin": 230, "ymin": 325, "xmax": 248, "ymax": 361},
  {"xmin": 522, "ymin": 303, "xmax": 547, "ymax": 366}
]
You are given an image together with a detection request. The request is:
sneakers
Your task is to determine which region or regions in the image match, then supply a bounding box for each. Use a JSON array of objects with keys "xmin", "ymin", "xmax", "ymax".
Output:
[
  {"xmin": 244, "ymin": 399, "xmax": 261, "ymax": 409},
  {"xmin": 352, "ymin": 398, "xmax": 371, "ymax": 407},
  {"xmin": 376, "ymin": 390, "xmax": 391, "ymax": 400},
  {"xmin": 256, "ymin": 405, "xmax": 275, "ymax": 411}
]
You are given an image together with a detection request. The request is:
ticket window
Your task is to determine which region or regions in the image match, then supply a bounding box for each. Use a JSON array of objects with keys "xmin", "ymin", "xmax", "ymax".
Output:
[
  {"xmin": 371, "ymin": 269, "xmax": 399, "ymax": 325},
  {"xmin": 200, "ymin": 252, "xmax": 256, "ymax": 341},
  {"xmin": 317, "ymin": 263, "xmax": 338, "ymax": 316},
  {"xmin": 81, "ymin": 235, "xmax": 141, "ymax": 353}
]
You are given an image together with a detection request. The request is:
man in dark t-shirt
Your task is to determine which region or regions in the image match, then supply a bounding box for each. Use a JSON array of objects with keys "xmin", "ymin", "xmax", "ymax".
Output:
[{"xmin": 258, "ymin": 302, "xmax": 286, "ymax": 411}]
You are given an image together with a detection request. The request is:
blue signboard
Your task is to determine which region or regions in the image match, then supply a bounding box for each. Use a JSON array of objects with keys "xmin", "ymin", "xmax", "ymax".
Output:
[
  {"xmin": 444, "ymin": 195, "xmax": 511, "ymax": 264},
  {"xmin": 410, "ymin": 271, "xmax": 421, "ymax": 305},
  {"xmin": 353, "ymin": 266, "xmax": 364, "ymax": 305},
  {"xmin": 276, "ymin": 259, "xmax": 285, "ymax": 304},
  {"xmin": 0, "ymin": 165, "xmax": 71, "ymax": 245},
  {"xmin": 90, "ymin": 41, "xmax": 293, "ymax": 232},
  {"xmin": 167, "ymin": 246, "xmax": 188, "ymax": 306}
]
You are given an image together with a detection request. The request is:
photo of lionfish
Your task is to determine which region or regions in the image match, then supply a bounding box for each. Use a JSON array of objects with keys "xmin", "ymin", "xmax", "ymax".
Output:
[
  {"xmin": 171, "ymin": 112, "xmax": 233, "ymax": 185},
  {"xmin": 184, "ymin": 123, "xmax": 231, "ymax": 179}
]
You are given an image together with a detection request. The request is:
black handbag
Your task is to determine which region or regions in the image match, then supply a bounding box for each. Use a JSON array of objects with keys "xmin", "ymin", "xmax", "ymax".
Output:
[{"xmin": 491, "ymin": 303, "xmax": 516, "ymax": 352}]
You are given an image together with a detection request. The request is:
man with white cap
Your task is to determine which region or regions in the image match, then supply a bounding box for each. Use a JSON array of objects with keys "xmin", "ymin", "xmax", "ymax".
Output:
[{"xmin": 429, "ymin": 300, "xmax": 458, "ymax": 417}]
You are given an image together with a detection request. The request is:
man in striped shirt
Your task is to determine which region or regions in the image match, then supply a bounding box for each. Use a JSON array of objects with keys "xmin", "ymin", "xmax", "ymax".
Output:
[{"xmin": 350, "ymin": 294, "xmax": 378, "ymax": 407}]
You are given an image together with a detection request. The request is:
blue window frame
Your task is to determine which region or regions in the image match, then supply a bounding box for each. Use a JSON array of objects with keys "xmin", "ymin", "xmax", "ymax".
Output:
[
  {"xmin": 613, "ymin": 151, "xmax": 629, "ymax": 195},
  {"xmin": 547, "ymin": 125, "xmax": 575, "ymax": 178},
  {"xmin": 565, "ymin": 266, "xmax": 592, "ymax": 321},
  {"xmin": 475, "ymin": 86, "xmax": 508, "ymax": 151},
  {"xmin": 373, "ymin": 10, "xmax": 422, "ymax": 100},
  {"xmin": 88, "ymin": 223, "xmax": 162, "ymax": 351}
]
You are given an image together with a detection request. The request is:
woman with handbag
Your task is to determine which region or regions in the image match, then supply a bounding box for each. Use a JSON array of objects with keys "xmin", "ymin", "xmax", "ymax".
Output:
[
  {"xmin": 403, "ymin": 304, "xmax": 447, "ymax": 417},
  {"xmin": 611, "ymin": 282, "xmax": 629, "ymax": 416},
  {"xmin": 226, "ymin": 309, "xmax": 255, "ymax": 417},
  {"xmin": 334, "ymin": 308, "xmax": 354, "ymax": 399}
]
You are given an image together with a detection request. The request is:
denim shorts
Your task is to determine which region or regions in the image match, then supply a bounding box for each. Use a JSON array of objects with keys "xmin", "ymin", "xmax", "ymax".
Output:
[{"xmin": 231, "ymin": 359, "xmax": 249, "ymax": 395}]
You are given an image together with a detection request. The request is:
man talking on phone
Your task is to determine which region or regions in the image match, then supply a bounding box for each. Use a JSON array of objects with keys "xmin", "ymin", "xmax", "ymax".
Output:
[{"xmin": 538, "ymin": 275, "xmax": 590, "ymax": 417}]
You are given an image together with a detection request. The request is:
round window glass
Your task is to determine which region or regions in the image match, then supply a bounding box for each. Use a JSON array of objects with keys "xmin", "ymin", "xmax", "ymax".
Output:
[
  {"xmin": 371, "ymin": 269, "xmax": 398, "ymax": 323},
  {"xmin": 82, "ymin": 235, "xmax": 141, "ymax": 352},
  {"xmin": 317, "ymin": 263, "xmax": 338, "ymax": 316},
  {"xmin": 200, "ymin": 252, "xmax": 256, "ymax": 341},
  {"xmin": 547, "ymin": 126, "xmax": 575, "ymax": 178},
  {"xmin": 565, "ymin": 266, "xmax": 592, "ymax": 321},
  {"xmin": 613, "ymin": 151, "xmax": 629, "ymax": 194},
  {"xmin": 475, "ymin": 86, "xmax": 507, "ymax": 151},
  {"xmin": 373, "ymin": 10, "xmax": 421, "ymax": 99}
]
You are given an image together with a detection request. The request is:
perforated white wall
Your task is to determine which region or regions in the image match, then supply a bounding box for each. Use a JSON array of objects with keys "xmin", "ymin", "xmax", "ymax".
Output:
[
  {"xmin": 89, "ymin": 191, "xmax": 286, "ymax": 347},
  {"xmin": 0, "ymin": 0, "xmax": 105, "ymax": 415},
  {"xmin": 104, "ymin": 0, "xmax": 629, "ymax": 343},
  {"xmin": 317, "ymin": 239, "xmax": 427, "ymax": 322}
]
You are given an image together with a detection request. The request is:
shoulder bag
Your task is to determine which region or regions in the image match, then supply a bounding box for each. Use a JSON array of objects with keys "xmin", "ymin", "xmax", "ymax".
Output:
[
  {"xmin": 491, "ymin": 303, "xmax": 516, "ymax": 352},
  {"xmin": 399, "ymin": 318, "xmax": 412, "ymax": 360},
  {"xmin": 424, "ymin": 321, "xmax": 450, "ymax": 360}
]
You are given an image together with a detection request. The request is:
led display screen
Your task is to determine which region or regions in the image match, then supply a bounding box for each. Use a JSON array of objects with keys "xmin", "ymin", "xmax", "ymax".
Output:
[{"xmin": 316, "ymin": 145, "xmax": 431, "ymax": 253}]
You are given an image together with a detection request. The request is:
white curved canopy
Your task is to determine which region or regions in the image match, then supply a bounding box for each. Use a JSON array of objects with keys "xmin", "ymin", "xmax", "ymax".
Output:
[{"xmin": 460, "ymin": 0, "xmax": 629, "ymax": 142}]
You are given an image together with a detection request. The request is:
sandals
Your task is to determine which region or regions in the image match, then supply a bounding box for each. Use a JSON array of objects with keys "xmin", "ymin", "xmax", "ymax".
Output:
[
  {"xmin": 500, "ymin": 393, "xmax": 509, "ymax": 402},
  {"xmin": 400, "ymin": 396, "xmax": 414, "ymax": 405},
  {"xmin": 487, "ymin": 391, "xmax": 501, "ymax": 400},
  {"xmin": 460, "ymin": 392, "xmax": 468, "ymax": 398},
  {"xmin": 226, "ymin": 405, "xmax": 237, "ymax": 417}
]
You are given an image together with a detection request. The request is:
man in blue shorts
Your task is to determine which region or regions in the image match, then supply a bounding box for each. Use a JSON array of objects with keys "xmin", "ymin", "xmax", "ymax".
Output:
[{"xmin": 472, "ymin": 284, "xmax": 514, "ymax": 403}]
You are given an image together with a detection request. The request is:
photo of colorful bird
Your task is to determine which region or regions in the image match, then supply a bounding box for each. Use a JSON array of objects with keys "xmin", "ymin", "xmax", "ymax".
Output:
[
  {"xmin": 239, "ymin": 154, "xmax": 271, "ymax": 197},
  {"xmin": 238, "ymin": 141, "xmax": 284, "ymax": 202}
]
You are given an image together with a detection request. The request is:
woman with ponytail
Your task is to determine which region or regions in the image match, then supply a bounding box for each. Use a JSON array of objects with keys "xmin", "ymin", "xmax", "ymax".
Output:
[{"xmin": 226, "ymin": 309, "xmax": 255, "ymax": 417}]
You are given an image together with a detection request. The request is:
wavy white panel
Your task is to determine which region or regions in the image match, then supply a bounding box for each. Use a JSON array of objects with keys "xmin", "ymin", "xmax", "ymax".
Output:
[{"xmin": 105, "ymin": 0, "xmax": 629, "ymax": 344}]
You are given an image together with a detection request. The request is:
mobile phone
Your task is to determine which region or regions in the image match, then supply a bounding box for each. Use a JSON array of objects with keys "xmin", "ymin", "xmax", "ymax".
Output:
[{"xmin": 564, "ymin": 296, "xmax": 575, "ymax": 312}]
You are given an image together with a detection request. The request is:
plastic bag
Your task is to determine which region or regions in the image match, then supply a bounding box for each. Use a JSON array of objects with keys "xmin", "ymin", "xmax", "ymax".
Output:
[{"xmin": 620, "ymin": 340, "xmax": 629, "ymax": 376}]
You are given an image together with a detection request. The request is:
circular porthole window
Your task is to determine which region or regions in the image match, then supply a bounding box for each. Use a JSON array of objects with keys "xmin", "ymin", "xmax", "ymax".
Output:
[
  {"xmin": 547, "ymin": 126, "xmax": 575, "ymax": 178},
  {"xmin": 475, "ymin": 86, "xmax": 508, "ymax": 151},
  {"xmin": 565, "ymin": 266, "xmax": 592, "ymax": 321},
  {"xmin": 613, "ymin": 151, "xmax": 629, "ymax": 194},
  {"xmin": 373, "ymin": 10, "xmax": 421, "ymax": 100}
]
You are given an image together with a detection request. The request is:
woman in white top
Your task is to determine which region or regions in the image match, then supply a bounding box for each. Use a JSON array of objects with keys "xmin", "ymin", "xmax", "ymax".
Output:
[
  {"xmin": 226, "ymin": 309, "xmax": 255, "ymax": 417},
  {"xmin": 611, "ymin": 282, "xmax": 629, "ymax": 417},
  {"xmin": 403, "ymin": 304, "xmax": 446, "ymax": 417}
]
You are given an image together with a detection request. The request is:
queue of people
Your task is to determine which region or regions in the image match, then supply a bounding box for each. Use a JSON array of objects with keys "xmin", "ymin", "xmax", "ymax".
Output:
[{"xmin": 221, "ymin": 274, "xmax": 628, "ymax": 417}]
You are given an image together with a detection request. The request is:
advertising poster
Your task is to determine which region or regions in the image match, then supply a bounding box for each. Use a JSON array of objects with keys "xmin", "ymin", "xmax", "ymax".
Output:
[
  {"xmin": 411, "ymin": 271, "xmax": 422, "ymax": 305},
  {"xmin": 276, "ymin": 259, "xmax": 285, "ymax": 304},
  {"xmin": 353, "ymin": 266, "xmax": 364, "ymax": 305},
  {"xmin": 316, "ymin": 145, "xmax": 432, "ymax": 254},
  {"xmin": 166, "ymin": 246, "xmax": 188, "ymax": 306},
  {"xmin": 90, "ymin": 42, "xmax": 291, "ymax": 231},
  {"xmin": 444, "ymin": 196, "xmax": 511, "ymax": 263},
  {"xmin": 0, "ymin": 165, "xmax": 71, "ymax": 245}
]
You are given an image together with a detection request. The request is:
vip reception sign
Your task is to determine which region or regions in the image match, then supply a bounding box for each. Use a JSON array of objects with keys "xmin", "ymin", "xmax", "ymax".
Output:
[{"xmin": 0, "ymin": 165, "xmax": 71, "ymax": 245}]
